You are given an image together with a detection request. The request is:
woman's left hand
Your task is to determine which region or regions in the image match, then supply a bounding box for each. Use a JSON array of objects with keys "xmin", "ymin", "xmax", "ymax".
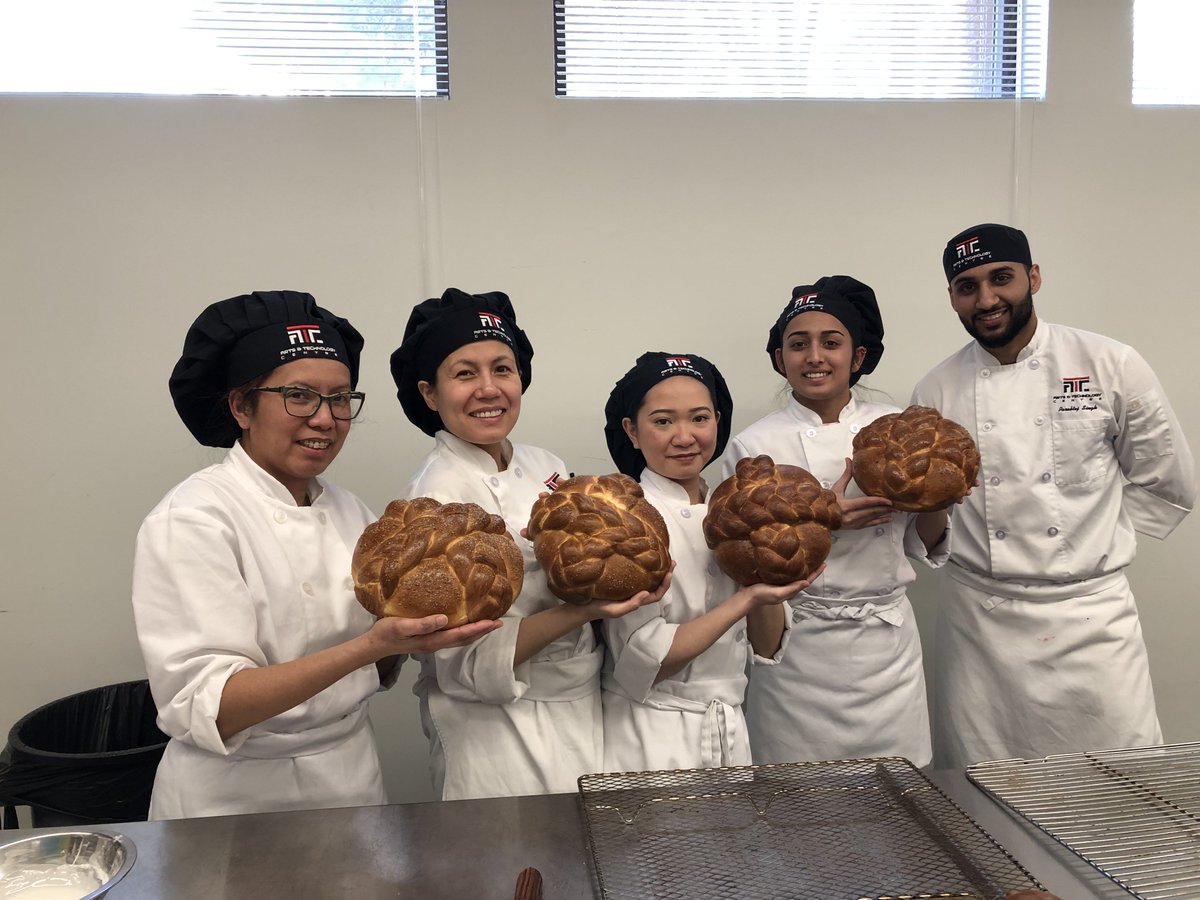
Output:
[{"xmin": 372, "ymin": 614, "xmax": 502, "ymax": 655}]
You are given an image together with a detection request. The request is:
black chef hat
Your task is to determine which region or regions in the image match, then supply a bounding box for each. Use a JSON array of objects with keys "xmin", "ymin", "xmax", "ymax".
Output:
[
  {"xmin": 942, "ymin": 223, "xmax": 1032, "ymax": 281},
  {"xmin": 604, "ymin": 351, "xmax": 733, "ymax": 479},
  {"xmin": 169, "ymin": 290, "xmax": 364, "ymax": 448},
  {"xmin": 766, "ymin": 275, "xmax": 885, "ymax": 387},
  {"xmin": 390, "ymin": 288, "xmax": 534, "ymax": 436}
]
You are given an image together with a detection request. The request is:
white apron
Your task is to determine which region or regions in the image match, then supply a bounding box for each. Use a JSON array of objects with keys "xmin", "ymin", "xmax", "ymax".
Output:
[
  {"xmin": 724, "ymin": 396, "xmax": 943, "ymax": 767},
  {"xmin": 406, "ymin": 432, "xmax": 603, "ymax": 799},
  {"xmin": 601, "ymin": 471, "xmax": 766, "ymax": 772}
]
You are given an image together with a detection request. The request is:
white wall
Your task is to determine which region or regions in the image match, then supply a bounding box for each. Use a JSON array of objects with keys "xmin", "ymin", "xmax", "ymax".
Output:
[{"xmin": 3, "ymin": 0, "xmax": 1197, "ymax": 806}]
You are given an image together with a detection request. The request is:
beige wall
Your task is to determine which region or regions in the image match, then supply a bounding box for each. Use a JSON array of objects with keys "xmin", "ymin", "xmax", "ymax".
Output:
[{"xmin": 3, "ymin": 0, "xmax": 1197, "ymax": 805}]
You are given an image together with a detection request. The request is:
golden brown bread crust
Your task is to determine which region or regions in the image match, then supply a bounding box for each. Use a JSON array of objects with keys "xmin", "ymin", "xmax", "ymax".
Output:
[
  {"xmin": 851, "ymin": 405, "xmax": 981, "ymax": 512},
  {"xmin": 703, "ymin": 455, "xmax": 842, "ymax": 585},
  {"xmin": 352, "ymin": 497, "xmax": 523, "ymax": 627},
  {"xmin": 527, "ymin": 474, "xmax": 671, "ymax": 605}
]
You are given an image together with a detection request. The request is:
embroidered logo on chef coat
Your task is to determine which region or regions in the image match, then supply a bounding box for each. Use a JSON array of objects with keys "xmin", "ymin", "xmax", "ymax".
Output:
[
  {"xmin": 543, "ymin": 471, "xmax": 562, "ymax": 491},
  {"xmin": 286, "ymin": 325, "xmax": 324, "ymax": 346},
  {"xmin": 1053, "ymin": 374, "xmax": 1103, "ymax": 413}
]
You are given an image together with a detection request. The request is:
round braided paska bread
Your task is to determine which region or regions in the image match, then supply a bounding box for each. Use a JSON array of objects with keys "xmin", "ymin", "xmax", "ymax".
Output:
[
  {"xmin": 527, "ymin": 474, "xmax": 671, "ymax": 605},
  {"xmin": 352, "ymin": 497, "xmax": 523, "ymax": 627},
  {"xmin": 703, "ymin": 455, "xmax": 842, "ymax": 585},
  {"xmin": 851, "ymin": 405, "xmax": 980, "ymax": 512}
]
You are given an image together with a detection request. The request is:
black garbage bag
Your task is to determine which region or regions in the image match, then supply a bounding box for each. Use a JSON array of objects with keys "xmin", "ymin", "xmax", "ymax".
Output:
[{"xmin": 0, "ymin": 680, "xmax": 168, "ymax": 828}]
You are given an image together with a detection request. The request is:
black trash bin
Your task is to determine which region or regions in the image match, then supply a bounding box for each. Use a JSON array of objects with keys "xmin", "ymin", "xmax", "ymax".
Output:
[{"xmin": 0, "ymin": 680, "xmax": 168, "ymax": 829}]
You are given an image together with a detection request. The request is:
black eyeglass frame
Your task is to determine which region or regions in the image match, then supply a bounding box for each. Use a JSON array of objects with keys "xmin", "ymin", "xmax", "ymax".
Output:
[{"xmin": 249, "ymin": 386, "xmax": 366, "ymax": 421}]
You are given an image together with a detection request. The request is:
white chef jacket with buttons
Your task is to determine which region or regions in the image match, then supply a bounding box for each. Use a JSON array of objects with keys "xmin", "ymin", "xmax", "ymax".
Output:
[
  {"xmin": 913, "ymin": 320, "xmax": 1195, "ymax": 769},
  {"xmin": 405, "ymin": 431, "xmax": 603, "ymax": 800},
  {"xmin": 601, "ymin": 469, "xmax": 789, "ymax": 772},
  {"xmin": 133, "ymin": 441, "xmax": 387, "ymax": 820},
  {"xmin": 723, "ymin": 395, "xmax": 947, "ymax": 767}
]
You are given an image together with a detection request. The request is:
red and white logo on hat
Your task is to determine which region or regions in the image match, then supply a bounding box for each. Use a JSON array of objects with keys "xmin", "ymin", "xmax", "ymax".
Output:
[
  {"xmin": 955, "ymin": 237, "xmax": 981, "ymax": 259},
  {"xmin": 1062, "ymin": 376, "xmax": 1091, "ymax": 393},
  {"xmin": 287, "ymin": 325, "xmax": 324, "ymax": 345},
  {"xmin": 664, "ymin": 356, "xmax": 693, "ymax": 368},
  {"xmin": 479, "ymin": 312, "xmax": 504, "ymax": 329},
  {"xmin": 792, "ymin": 292, "xmax": 819, "ymax": 309}
]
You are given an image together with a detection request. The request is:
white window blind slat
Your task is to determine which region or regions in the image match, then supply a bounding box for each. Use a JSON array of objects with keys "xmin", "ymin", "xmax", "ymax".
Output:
[
  {"xmin": 554, "ymin": 0, "xmax": 1048, "ymax": 100},
  {"xmin": 0, "ymin": 0, "xmax": 447, "ymax": 97}
]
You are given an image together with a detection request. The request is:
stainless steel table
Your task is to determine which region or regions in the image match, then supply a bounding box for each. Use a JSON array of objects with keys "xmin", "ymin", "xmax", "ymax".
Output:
[{"xmin": 2, "ymin": 771, "xmax": 1129, "ymax": 898}]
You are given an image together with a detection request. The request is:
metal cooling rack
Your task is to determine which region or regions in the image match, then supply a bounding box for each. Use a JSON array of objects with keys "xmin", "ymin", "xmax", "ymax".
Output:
[
  {"xmin": 578, "ymin": 757, "xmax": 1044, "ymax": 899},
  {"xmin": 967, "ymin": 742, "xmax": 1200, "ymax": 899}
]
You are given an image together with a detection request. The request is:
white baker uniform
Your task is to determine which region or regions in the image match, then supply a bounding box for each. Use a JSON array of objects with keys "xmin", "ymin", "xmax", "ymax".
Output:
[
  {"xmin": 913, "ymin": 321, "xmax": 1195, "ymax": 769},
  {"xmin": 405, "ymin": 431, "xmax": 603, "ymax": 800},
  {"xmin": 132, "ymin": 441, "xmax": 387, "ymax": 820},
  {"xmin": 724, "ymin": 396, "xmax": 947, "ymax": 767},
  {"xmin": 601, "ymin": 469, "xmax": 789, "ymax": 772}
]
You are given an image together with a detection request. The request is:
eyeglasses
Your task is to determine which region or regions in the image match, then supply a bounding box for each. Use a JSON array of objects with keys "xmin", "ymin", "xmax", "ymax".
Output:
[{"xmin": 251, "ymin": 386, "xmax": 366, "ymax": 420}]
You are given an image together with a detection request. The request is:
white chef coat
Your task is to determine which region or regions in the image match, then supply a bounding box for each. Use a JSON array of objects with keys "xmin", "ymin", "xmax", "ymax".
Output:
[
  {"xmin": 913, "ymin": 320, "xmax": 1195, "ymax": 768},
  {"xmin": 405, "ymin": 431, "xmax": 603, "ymax": 800},
  {"xmin": 723, "ymin": 395, "xmax": 946, "ymax": 767},
  {"xmin": 601, "ymin": 469, "xmax": 789, "ymax": 772},
  {"xmin": 132, "ymin": 441, "xmax": 387, "ymax": 820}
]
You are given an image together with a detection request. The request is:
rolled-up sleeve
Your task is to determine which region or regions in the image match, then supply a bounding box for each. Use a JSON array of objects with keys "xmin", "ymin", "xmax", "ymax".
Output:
[
  {"xmin": 603, "ymin": 604, "xmax": 679, "ymax": 703},
  {"xmin": 132, "ymin": 507, "xmax": 259, "ymax": 756}
]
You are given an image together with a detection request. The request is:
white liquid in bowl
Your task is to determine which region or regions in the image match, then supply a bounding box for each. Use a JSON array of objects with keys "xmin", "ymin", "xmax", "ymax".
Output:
[{"xmin": 1, "ymin": 863, "xmax": 103, "ymax": 899}]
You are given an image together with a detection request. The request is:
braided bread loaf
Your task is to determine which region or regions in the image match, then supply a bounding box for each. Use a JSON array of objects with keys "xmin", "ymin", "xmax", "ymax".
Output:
[
  {"xmin": 527, "ymin": 474, "xmax": 671, "ymax": 605},
  {"xmin": 852, "ymin": 405, "xmax": 980, "ymax": 512},
  {"xmin": 352, "ymin": 497, "xmax": 523, "ymax": 626},
  {"xmin": 703, "ymin": 455, "xmax": 841, "ymax": 585}
]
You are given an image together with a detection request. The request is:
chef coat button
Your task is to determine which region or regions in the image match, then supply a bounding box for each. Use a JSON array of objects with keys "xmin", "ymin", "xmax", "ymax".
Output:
[
  {"xmin": 981, "ymin": 368, "xmax": 991, "ymax": 378},
  {"xmin": 514, "ymin": 467, "xmax": 523, "ymax": 478},
  {"xmin": 830, "ymin": 534, "xmax": 839, "ymax": 544},
  {"xmin": 828, "ymin": 590, "xmax": 840, "ymax": 599},
  {"xmin": 680, "ymin": 508, "xmax": 692, "ymax": 519},
  {"xmin": 274, "ymin": 510, "xmax": 287, "ymax": 524},
  {"xmin": 317, "ymin": 512, "xmax": 327, "ymax": 525},
  {"xmin": 1034, "ymin": 415, "xmax": 1045, "ymax": 426},
  {"xmin": 792, "ymin": 609, "xmax": 803, "ymax": 624},
  {"xmin": 1047, "ymin": 527, "xmax": 1059, "ymax": 536},
  {"xmin": 489, "ymin": 476, "xmax": 500, "ymax": 488},
  {"xmin": 1041, "ymin": 472, "xmax": 1052, "ymax": 482},
  {"xmin": 874, "ymin": 526, "xmax": 885, "ymax": 536},
  {"xmin": 849, "ymin": 424, "xmax": 861, "ymax": 434},
  {"xmin": 735, "ymin": 629, "xmax": 746, "ymax": 642},
  {"xmin": 1029, "ymin": 359, "xmax": 1041, "ymax": 369},
  {"xmin": 990, "ymin": 476, "xmax": 1000, "ymax": 486},
  {"xmin": 995, "ymin": 530, "xmax": 1006, "ymax": 540},
  {"xmin": 982, "ymin": 422, "xmax": 993, "ymax": 432},
  {"xmin": 805, "ymin": 428, "xmax": 817, "ymax": 438},
  {"xmin": 708, "ymin": 564, "xmax": 719, "ymax": 577},
  {"xmin": 302, "ymin": 582, "xmax": 314, "ymax": 595},
  {"xmin": 877, "ymin": 588, "xmax": 889, "ymax": 596},
  {"xmin": 821, "ymin": 480, "xmax": 832, "ymax": 489}
]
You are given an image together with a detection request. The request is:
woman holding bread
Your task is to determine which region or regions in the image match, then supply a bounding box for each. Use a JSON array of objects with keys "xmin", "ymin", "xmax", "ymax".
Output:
[
  {"xmin": 133, "ymin": 291, "xmax": 496, "ymax": 819},
  {"xmin": 391, "ymin": 288, "xmax": 669, "ymax": 800},
  {"xmin": 601, "ymin": 352, "xmax": 812, "ymax": 771},
  {"xmin": 725, "ymin": 276, "xmax": 950, "ymax": 767}
]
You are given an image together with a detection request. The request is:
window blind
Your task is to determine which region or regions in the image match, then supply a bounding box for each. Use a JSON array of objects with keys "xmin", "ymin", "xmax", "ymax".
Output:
[
  {"xmin": 1133, "ymin": 0, "xmax": 1200, "ymax": 105},
  {"xmin": 0, "ymin": 0, "xmax": 448, "ymax": 97},
  {"xmin": 554, "ymin": 0, "xmax": 1048, "ymax": 100}
]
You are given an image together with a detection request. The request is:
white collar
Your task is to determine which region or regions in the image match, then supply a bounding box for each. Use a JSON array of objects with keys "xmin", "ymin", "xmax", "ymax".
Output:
[
  {"xmin": 435, "ymin": 429, "xmax": 513, "ymax": 474},
  {"xmin": 229, "ymin": 440, "xmax": 324, "ymax": 506}
]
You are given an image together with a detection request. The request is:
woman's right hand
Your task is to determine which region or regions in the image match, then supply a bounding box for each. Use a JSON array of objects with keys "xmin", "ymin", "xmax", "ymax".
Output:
[
  {"xmin": 736, "ymin": 564, "xmax": 823, "ymax": 610},
  {"xmin": 370, "ymin": 615, "xmax": 502, "ymax": 655}
]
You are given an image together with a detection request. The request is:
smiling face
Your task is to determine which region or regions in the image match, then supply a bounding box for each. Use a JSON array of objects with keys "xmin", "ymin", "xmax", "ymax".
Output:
[
  {"xmin": 773, "ymin": 310, "xmax": 866, "ymax": 422},
  {"xmin": 622, "ymin": 376, "xmax": 718, "ymax": 502},
  {"xmin": 230, "ymin": 357, "xmax": 352, "ymax": 504},
  {"xmin": 418, "ymin": 340, "xmax": 522, "ymax": 465},
  {"xmin": 949, "ymin": 260, "xmax": 1040, "ymax": 363}
]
